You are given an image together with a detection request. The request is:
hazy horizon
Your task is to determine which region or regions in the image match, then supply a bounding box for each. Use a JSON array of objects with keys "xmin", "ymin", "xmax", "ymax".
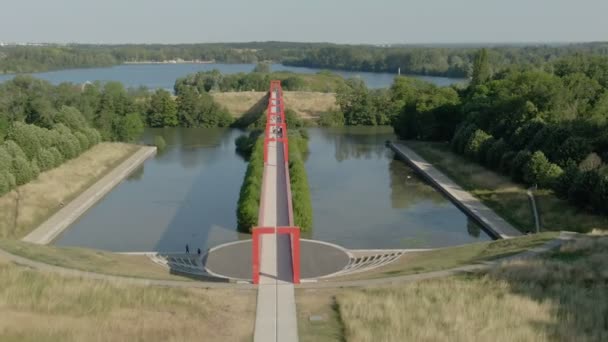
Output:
[{"xmin": 1, "ymin": 0, "xmax": 607, "ymax": 44}]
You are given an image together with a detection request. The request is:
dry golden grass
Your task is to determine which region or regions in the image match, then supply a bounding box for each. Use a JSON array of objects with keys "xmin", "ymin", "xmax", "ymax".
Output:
[
  {"xmin": 296, "ymin": 289, "xmax": 344, "ymax": 342},
  {"xmin": 283, "ymin": 92, "xmax": 337, "ymax": 119},
  {"xmin": 328, "ymin": 234, "xmax": 608, "ymax": 342},
  {"xmin": 0, "ymin": 143, "xmax": 138, "ymax": 239},
  {"xmin": 212, "ymin": 91, "xmax": 337, "ymax": 119},
  {"xmin": 0, "ymin": 254, "xmax": 255, "ymax": 341},
  {"xmin": 211, "ymin": 91, "xmax": 267, "ymax": 117}
]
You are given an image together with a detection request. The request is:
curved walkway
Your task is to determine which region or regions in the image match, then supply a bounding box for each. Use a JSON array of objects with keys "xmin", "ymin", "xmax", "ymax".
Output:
[{"xmin": 0, "ymin": 232, "xmax": 575, "ymax": 290}]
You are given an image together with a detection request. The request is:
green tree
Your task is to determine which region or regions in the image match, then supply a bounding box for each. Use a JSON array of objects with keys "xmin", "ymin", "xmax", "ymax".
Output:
[
  {"xmin": 147, "ymin": 89, "xmax": 178, "ymax": 127},
  {"xmin": 114, "ymin": 113, "xmax": 144, "ymax": 142},
  {"xmin": 471, "ymin": 49, "xmax": 491, "ymax": 86}
]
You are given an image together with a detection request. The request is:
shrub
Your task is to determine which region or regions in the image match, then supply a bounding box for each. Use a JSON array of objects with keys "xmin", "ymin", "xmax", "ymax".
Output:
[
  {"xmin": 511, "ymin": 150, "xmax": 532, "ymax": 182},
  {"xmin": 48, "ymin": 147, "xmax": 64, "ymax": 168},
  {"xmin": 236, "ymin": 138, "xmax": 264, "ymax": 232},
  {"xmin": 55, "ymin": 106, "xmax": 88, "ymax": 131},
  {"xmin": 578, "ymin": 152, "xmax": 602, "ymax": 172},
  {"xmin": 83, "ymin": 127, "xmax": 102, "ymax": 145},
  {"xmin": 451, "ymin": 123, "xmax": 477, "ymax": 154},
  {"xmin": 4, "ymin": 140, "xmax": 27, "ymax": 160},
  {"xmin": 0, "ymin": 146, "xmax": 11, "ymax": 172},
  {"xmin": 318, "ymin": 110, "xmax": 345, "ymax": 127},
  {"xmin": 57, "ymin": 133, "xmax": 81, "ymax": 159},
  {"xmin": 464, "ymin": 129, "xmax": 493, "ymax": 161},
  {"xmin": 74, "ymin": 131, "xmax": 90, "ymax": 151},
  {"xmin": 154, "ymin": 135, "xmax": 167, "ymax": 151},
  {"xmin": 7, "ymin": 122, "xmax": 41, "ymax": 160},
  {"xmin": 0, "ymin": 171, "xmax": 11, "ymax": 195},
  {"xmin": 568, "ymin": 170, "xmax": 601, "ymax": 208},
  {"xmin": 554, "ymin": 164, "xmax": 578, "ymax": 199},
  {"xmin": 486, "ymin": 139, "xmax": 509, "ymax": 170},
  {"xmin": 11, "ymin": 156, "xmax": 34, "ymax": 186},
  {"xmin": 499, "ymin": 150, "xmax": 517, "ymax": 175},
  {"xmin": 36, "ymin": 148, "xmax": 56, "ymax": 172},
  {"xmin": 524, "ymin": 151, "xmax": 562, "ymax": 187},
  {"xmin": 288, "ymin": 134, "xmax": 312, "ymax": 232},
  {"xmin": 554, "ymin": 136, "xmax": 592, "ymax": 167}
]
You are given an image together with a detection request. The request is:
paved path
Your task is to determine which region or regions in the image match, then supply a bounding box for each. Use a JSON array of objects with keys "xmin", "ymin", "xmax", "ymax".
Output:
[
  {"xmin": 22, "ymin": 146, "xmax": 157, "ymax": 245},
  {"xmin": 254, "ymin": 88, "xmax": 299, "ymax": 342},
  {"xmin": 390, "ymin": 143, "xmax": 521, "ymax": 239}
]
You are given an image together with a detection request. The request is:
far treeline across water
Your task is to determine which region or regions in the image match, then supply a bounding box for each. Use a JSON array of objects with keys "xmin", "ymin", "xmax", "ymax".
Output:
[{"xmin": 1, "ymin": 41, "xmax": 608, "ymax": 78}]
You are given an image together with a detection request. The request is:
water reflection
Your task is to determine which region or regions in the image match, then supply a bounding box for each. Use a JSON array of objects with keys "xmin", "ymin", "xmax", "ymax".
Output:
[
  {"xmin": 55, "ymin": 127, "xmax": 490, "ymax": 252},
  {"xmin": 305, "ymin": 127, "xmax": 490, "ymax": 249}
]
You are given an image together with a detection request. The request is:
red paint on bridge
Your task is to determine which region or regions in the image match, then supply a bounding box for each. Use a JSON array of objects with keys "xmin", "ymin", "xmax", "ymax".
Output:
[{"xmin": 252, "ymin": 81, "xmax": 301, "ymax": 284}]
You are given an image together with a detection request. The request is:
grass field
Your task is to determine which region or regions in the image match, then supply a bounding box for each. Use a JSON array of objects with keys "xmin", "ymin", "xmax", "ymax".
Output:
[
  {"xmin": 0, "ymin": 240, "xmax": 193, "ymax": 281},
  {"xmin": 299, "ymin": 232, "xmax": 608, "ymax": 342},
  {"xmin": 406, "ymin": 141, "xmax": 608, "ymax": 233},
  {"xmin": 331, "ymin": 232, "xmax": 558, "ymax": 281},
  {"xmin": 0, "ymin": 253, "xmax": 255, "ymax": 341},
  {"xmin": 212, "ymin": 91, "xmax": 336, "ymax": 119},
  {"xmin": 0, "ymin": 143, "xmax": 139, "ymax": 240}
]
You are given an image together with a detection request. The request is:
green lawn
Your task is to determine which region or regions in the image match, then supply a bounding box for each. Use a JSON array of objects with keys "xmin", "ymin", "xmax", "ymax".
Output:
[{"xmin": 406, "ymin": 141, "xmax": 608, "ymax": 233}]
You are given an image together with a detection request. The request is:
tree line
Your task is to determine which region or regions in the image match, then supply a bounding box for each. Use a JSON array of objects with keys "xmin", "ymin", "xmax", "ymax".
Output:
[
  {"xmin": 390, "ymin": 51, "xmax": 608, "ymax": 217},
  {"xmin": 2, "ymin": 42, "xmax": 607, "ymax": 78}
]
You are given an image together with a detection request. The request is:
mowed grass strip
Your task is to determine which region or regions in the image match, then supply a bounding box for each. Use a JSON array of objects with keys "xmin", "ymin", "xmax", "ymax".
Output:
[
  {"xmin": 301, "ymin": 233, "xmax": 608, "ymax": 342},
  {"xmin": 406, "ymin": 141, "xmax": 608, "ymax": 233},
  {"xmin": 0, "ymin": 142, "xmax": 139, "ymax": 239},
  {"xmin": 0, "ymin": 254, "xmax": 255, "ymax": 341},
  {"xmin": 0, "ymin": 239, "xmax": 192, "ymax": 281}
]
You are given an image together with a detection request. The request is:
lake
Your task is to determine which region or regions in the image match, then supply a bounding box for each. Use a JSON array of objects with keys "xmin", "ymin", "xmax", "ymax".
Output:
[
  {"xmin": 0, "ymin": 63, "xmax": 466, "ymax": 90},
  {"xmin": 54, "ymin": 127, "xmax": 491, "ymax": 252}
]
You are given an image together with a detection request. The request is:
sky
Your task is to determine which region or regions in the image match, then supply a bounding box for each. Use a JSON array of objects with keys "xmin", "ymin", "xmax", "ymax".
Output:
[{"xmin": 0, "ymin": 0, "xmax": 606, "ymax": 44}]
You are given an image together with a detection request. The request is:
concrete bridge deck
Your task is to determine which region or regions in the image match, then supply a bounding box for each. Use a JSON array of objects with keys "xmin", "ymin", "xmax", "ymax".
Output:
[{"xmin": 254, "ymin": 86, "xmax": 299, "ymax": 342}]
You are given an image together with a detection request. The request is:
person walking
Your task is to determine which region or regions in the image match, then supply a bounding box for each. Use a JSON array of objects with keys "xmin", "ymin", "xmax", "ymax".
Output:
[
  {"xmin": 197, "ymin": 248, "xmax": 201, "ymax": 256},
  {"xmin": 185, "ymin": 244, "xmax": 190, "ymax": 254}
]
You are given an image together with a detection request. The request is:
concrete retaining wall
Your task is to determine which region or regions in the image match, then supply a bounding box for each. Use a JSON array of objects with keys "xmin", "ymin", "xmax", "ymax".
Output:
[
  {"xmin": 22, "ymin": 146, "xmax": 157, "ymax": 245},
  {"xmin": 389, "ymin": 142, "xmax": 521, "ymax": 239}
]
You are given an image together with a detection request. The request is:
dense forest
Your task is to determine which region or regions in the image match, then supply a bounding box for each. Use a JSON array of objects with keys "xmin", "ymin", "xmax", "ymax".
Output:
[
  {"xmin": 2, "ymin": 42, "xmax": 607, "ymax": 78},
  {"xmin": 384, "ymin": 51, "xmax": 608, "ymax": 216}
]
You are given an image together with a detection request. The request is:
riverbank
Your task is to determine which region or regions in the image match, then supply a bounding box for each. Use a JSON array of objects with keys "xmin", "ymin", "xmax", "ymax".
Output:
[
  {"xmin": 23, "ymin": 145, "xmax": 156, "ymax": 244},
  {"xmin": 0, "ymin": 143, "xmax": 141, "ymax": 240},
  {"xmin": 390, "ymin": 142, "xmax": 521, "ymax": 238}
]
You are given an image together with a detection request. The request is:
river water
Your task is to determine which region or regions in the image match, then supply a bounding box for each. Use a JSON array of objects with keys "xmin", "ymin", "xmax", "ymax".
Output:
[
  {"xmin": 0, "ymin": 63, "xmax": 465, "ymax": 89},
  {"xmin": 54, "ymin": 127, "xmax": 490, "ymax": 252}
]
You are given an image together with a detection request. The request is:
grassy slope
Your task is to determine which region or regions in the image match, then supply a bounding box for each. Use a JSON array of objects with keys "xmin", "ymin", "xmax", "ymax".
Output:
[
  {"xmin": 213, "ymin": 91, "xmax": 336, "ymax": 119},
  {"xmin": 0, "ymin": 240, "xmax": 192, "ymax": 281},
  {"xmin": 0, "ymin": 253, "xmax": 255, "ymax": 341},
  {"xmin": 406, "ymin": 141, "xmax": 608, "ymax": 233},
  {"xmin": 300, "ymin": 233, "xmax": 608, "ymax": 341},
  {"xmin": 331, "ymin": 232, "xmax": 558, "ymax": 281},
  {"xmin": 0, "ymin": 142, "xmax": 139, "ymax": 239}
]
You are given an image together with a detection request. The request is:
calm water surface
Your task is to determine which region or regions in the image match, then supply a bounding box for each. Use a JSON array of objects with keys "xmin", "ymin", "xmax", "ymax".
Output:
[
  {"xmin": 0, "ymin": 63, "xmax": 465, "ymax": 89},
  {"xmin": 55, "ymin": 127, "xmax": 490, "ymax": 252}
]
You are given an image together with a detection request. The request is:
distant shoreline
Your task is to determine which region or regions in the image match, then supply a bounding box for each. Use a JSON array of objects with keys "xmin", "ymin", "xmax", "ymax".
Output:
[{"xmin": 123, "ymin": 60, "xmax": 216, "ymax": 65}]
